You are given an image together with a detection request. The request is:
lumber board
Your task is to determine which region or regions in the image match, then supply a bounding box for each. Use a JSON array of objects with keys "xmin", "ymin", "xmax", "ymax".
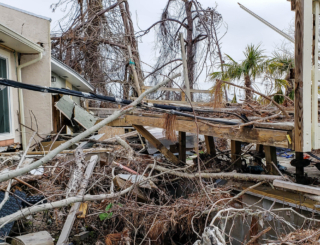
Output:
[
  {"xmin": 131, "ymin": 111, "xmax": 295, "ymax": 131},
  {"xmin": 294, "ymin": 0, "xmax": 303, "ymax": 152},
  {"xmin": 98, "ymin": 126, "xmax": 125, "ymax": 141},
  {"xmin": 95, "ymin": 117, "xmax": 131, "ymax": 127},
  {"xmin": 142, "ymin": 86, "xmax": 211, "ymax": 94},
  {"xmin": 133, "ymin": 125, "xmax": 180, "ymax": 164},
  {"xmin": 130, "ymin": 97, "xmax": 208, "ymax": 106},
  {"xmin": 126, "ymin": 115, "xmax": 293, "ymax": 149},
  {"xmin": 294, "ymin": 0, "xmax": 313, "ymax": 152},
  {"xmin": 241, "ymin": 185, "xmax": 320, "ymax": 213},
  {"xmin": 273, "ymin": 179, "xmax": 320, "ymax": 196}
]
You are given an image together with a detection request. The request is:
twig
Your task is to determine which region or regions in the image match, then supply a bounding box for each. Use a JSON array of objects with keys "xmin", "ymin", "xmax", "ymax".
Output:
[
  {"xmin": 246, "ymin": 227, "xmax": 271, "ymax": 245},
  {"xmin": 0, "ymin": 73, "xmax": 181, "ymax": 183}
]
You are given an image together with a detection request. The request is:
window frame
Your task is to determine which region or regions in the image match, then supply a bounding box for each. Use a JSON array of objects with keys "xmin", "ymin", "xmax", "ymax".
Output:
[{"xmin": 0, "ymin": 52, "xmax": 15, "ymax": 141}]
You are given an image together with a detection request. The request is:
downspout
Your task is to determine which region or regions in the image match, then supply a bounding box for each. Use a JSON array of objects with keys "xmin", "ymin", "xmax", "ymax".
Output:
[{"xmin": 17, "ymin": 52, "xmax": 43, "ymax": 150}]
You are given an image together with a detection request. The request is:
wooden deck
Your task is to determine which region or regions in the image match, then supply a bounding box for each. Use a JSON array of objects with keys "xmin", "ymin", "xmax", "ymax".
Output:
[{"xmin": 124, "ymin": 114, "xmax": 294, "ymax": 149}]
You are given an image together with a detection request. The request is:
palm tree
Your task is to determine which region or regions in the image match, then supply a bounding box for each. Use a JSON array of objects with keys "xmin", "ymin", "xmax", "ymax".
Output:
[
  {"xmin": 211, "ymin": 44, "xmax": 266, "ymax": 101},
  {"xmin": 266, "ymin": 52, "xmax": 294, "ymax": 104}
]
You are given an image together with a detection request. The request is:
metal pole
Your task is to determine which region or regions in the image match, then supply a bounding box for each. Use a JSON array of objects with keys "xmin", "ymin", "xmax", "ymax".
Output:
[{"xmin": 238, "ymin": 3, "xmax": 295, "ymax": 43}]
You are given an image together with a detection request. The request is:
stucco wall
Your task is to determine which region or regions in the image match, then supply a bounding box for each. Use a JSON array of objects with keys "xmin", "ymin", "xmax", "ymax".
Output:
[{"xmin": 0, "ymin": 5, "xmax": 52, "ymax": 146}]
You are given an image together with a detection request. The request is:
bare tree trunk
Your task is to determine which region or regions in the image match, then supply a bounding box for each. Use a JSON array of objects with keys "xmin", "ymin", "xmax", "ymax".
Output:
[
  {"xmin": 212, "ymin": 24, "xmax": 228, "ymax": 102},
  {"xmin": 244, "ymin": 74, "xmax": 253, "ymax": 100},
  {"xmin": 119, "ymin": 0, "xmax": 144, "ymax": 96},
  {"xmin": 185, "ymin": 0, "xmax": 195, "ymax": 96}
]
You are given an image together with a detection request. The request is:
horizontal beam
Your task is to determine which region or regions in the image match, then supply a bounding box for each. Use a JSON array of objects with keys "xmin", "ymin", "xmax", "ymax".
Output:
[
  {"xmin": 142, "ymin": 86, "xmax": 211, "ymax": 94},
  {"xmin": 273, "ymin": 179, "xmax": 320, "ymax": 195},
  {"xmin": 130, "ymin": 97, "xmax": 208, "ymax": 105},
  {"xmin": 126, "ymin": 115, "xmax": 293, "ymax": 149}
]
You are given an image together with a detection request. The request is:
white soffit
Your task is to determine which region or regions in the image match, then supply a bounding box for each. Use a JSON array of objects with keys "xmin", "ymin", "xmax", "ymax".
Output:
[
  {"xmin": 51, "ymin": 58, "xmax": 94, "ymax": 92},
  {"xmin": 0, "ymin": 23, "xmax": 44, "ymax": 53}
]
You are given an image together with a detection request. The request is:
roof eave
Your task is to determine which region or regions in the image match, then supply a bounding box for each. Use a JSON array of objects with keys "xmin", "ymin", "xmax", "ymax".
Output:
[{"xmin": 51, "ymin": 58, "xmax": 94, "ymax": 92}]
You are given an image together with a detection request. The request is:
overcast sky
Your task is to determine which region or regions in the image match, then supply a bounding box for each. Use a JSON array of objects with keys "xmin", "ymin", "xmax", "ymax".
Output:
[{"xmin": 0, "ymin": 0, "xmax": 295, "ymax": 92}]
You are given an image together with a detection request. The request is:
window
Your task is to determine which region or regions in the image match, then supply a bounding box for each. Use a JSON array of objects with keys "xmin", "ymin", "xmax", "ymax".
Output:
[{"xmin": 0, "ymin": 57, "xmax": 10, "ymax": 134}]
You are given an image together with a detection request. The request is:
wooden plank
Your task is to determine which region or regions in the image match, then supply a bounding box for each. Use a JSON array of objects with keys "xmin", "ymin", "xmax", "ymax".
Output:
[
  {"xmin": 133, "ymin": 125, "xmax": 180, "ymax": 164},
  {"xmin": 142, "ymin": 86, "xmax": 211, "ymax": 94},
  {"xmin": 231, "ymin": 140, "xmax": 242, "ymax": 168},
  {"xmin": 98, "ymin": 126, "xmax": 125, "ymax": 141},
  {"xmin": 130, "ymin": 97, "xmax": 207, "ymax": 106},
  {"xmin": 57, "ymin": 155, "xmax": 98, "ymax": 245},
  {"xmin": 294, "ymin": 0, "xmax": 312, "ymax": 152},
  {"xmin": 95, "ymin": 117, "xmax": 131, "ymax": 127},
  {"xmin": 205, "ymin": 136, "xmax": 216, "ymax": 156},
  {"xmin": 179, "ymin": 132, "xmax": 186, "ymax": 162},
  {"xmin": 264, "ymin": 146, "xmax": 278, "ymax": 175},
  {"xmin": 273, "ymin": 179, "xmax": 320, "ymax": 196},
  {"xmin": 126, "ymin": 115, "xmax": 292, "ymax": 149}
]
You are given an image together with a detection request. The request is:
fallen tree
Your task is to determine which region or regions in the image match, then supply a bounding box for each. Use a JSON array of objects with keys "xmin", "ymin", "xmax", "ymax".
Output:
[{"xmin": 0, "ymin": 73, "xmax": 181, "ymax": 183}]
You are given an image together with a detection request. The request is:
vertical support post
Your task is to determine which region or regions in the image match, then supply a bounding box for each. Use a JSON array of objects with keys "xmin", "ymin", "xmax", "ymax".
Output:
[
  {"xmin": 84, "ymin": 99, "xmax": 89, "ymax": 112},
  {"xmin": 264, "ymin": 146, "xmax": 278, "ymax": 175},
  {"xmin": 179, "ymin": 33, "xmax": 191, "ymax": 101},
  {"xmin": 181, "ymin": 91, "xmax": 186, "ymax": 101},
  {"xmin": 295, "ymin": 152, "xmax": 305, "ymax": 184},
  {"xmin": 127, "ymin": 45, "xmax": 141, "ymax": 96},
  {"xmin": 205, "ymin": 136, "xmax": 216, "ymax": 156},
  {"xmin": 294, "ymin": 0, "xmax": 312, "ymax": 152},
  {"xmin": 231, "ymin": 140, "xmax": 242, "ymax": 169},
  {"xmin": 312, "ymin": 1, "xmax": 319, "ymax": 149},
  {"xmin": 179, "ymin": 131, "xmax": 186, "ymax": 163}
]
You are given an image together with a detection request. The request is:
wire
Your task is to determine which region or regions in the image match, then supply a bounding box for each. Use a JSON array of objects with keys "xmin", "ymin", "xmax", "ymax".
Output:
[{"xmin": 0, "ymin": 78, "xmax": 245, "ymax": 125}]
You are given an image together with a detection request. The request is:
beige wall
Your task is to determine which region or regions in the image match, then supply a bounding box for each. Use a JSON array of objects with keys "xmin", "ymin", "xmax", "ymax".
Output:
[{"xmin": 0, "ymin": 5, "xmax": 52, "ymax": 146}]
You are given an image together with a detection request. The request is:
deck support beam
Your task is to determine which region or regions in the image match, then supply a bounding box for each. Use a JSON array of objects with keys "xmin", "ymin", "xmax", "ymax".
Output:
[
  {"xmin": 231, "ymin": 140, "xmax": 242, "ymax": 169},
  {"xmin": 179, "ymin": 132, "xmax": 186, "ymax": 163},
  {"xmin": 205, "ymin": 136, "xmax": 216, "ymax": 156},
  {"xmin": 133, "ymin": 125, "xmax": 180, "ymax": 164},
  {"xmin": 264, "ymin": 146, "xmax": 278, "ymax": 175}
]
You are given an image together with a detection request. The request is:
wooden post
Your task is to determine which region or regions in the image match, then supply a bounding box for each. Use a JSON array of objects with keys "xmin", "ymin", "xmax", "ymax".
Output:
[
  {"xmin": 205, "ymin": 136, "xmax": 216, "ymax": 156},
  {"xmin": 57, "ymin": 155, "xmax": 98, "ymax": 245},
  {"xmin": 264, "ymin": 146, "xmax": 278, "ymax": 175},
  {"xmin": 133, "ymin": 125, "xmax": 180, "ymax": 164},
  {"xmin": 179, "ymin": 132, "xmax": 186, "ymax": 163},
  {"xmin": 181, "ymin": 91, "xmax": 186, "ymax": 101},
  {"xmin": 295, "ymin": 152, "xmax": 305, "ymax": 183},
  {"xmin": 127, "ymin": 45, "xmax": 141, "ymax": 96},
  {"xmin": 294, "ymin": 0, "xmax": 312, "ymax": 152},
  {"xmin": 179, "ymin": 33, "xmax": 191, "ymax": 101},
  {"xmin": 231, "ymin": 140, "xmax": 242, "ymax": 168}
]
